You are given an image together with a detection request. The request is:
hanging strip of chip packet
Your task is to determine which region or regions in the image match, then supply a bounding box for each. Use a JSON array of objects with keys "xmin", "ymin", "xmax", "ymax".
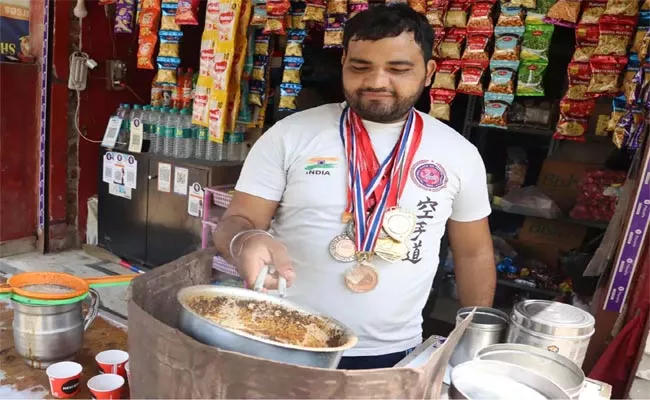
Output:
[
  {"xmin": 521, "ymin": 22, "xmax": 554, "ymax": 62},
  {"xmin": 480, "ymin": 92, "xmax": 515, "ymax": 128},
  {"xmin": 176, "ymin": 0, "xmax": 199, "ymax": 25},
  {"xmin": 488, "ymin": 59, "xmax": 519, "ymax": 94},
  {"xmin": 137, "ymin": 0, "xmax": 161, "ymax": 69},
  {"xmin": 158, "ymin": 30, "xmax": 183, "ymax": 57},
  {"xmin": 156, "ymin": 56, "xmax": 181, "ymax": 86},
  {"xmin": 428, "ymin": 88, "xmax": 457, "ymax": 121},
  {"xmin": 115, "ymin": 0, "xmax": 137, "ymax": 33},
  {"xmin": 279, "ymin": 82, "xmax": 303, "ymax": 112},
  {"xmin": 516, "ymin": 60, "xmax": 548, "ymax": 96},
  {"xmin": 161, "ymin": 1, "xmax": 181, "ymax": 30}
]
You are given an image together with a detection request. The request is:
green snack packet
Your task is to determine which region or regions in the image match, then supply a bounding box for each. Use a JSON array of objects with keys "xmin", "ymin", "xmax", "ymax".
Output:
[
  {"xmin": 521, "ymin": 23, "xmax": 554, "ymax": 61},
  {"xmin": 516, "ymin": 60, "xmax": 548, "ymax": 96}
]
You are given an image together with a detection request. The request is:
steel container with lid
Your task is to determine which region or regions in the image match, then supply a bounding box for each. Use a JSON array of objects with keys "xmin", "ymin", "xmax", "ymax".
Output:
[
  {"xmin": 449, "ymin": 307, "xmax": 509, "ymax": 367},
  {"xmin": 506, "ymin": 300, "xmax": 595, "ymax": 367}
]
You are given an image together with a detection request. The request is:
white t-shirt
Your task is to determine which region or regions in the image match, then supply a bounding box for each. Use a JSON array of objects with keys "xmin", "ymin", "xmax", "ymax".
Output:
[{"xmin": 235, "ymin": 103, "xmax": 491, "ymax": 356}]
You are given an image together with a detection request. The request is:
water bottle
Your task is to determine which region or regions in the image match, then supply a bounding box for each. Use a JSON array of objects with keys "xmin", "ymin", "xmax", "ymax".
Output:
[
  {"xmin": 173, "ymin": 109, "xmax": 194, "ymax": 158},
  {"xmin": 163, "ymin": 109, "xmax": 178, "ymax": 157},
  {"xmin": 152, "ymin": 107, "xmax": 167, "ymax": 154},
  {"xmin": 205, "ymin": 129, "xmax": 224, "ymax": 161},
  {"xmin": 226, "ymin": 131, "xmax": 244, "ymax": 161},
  {"xmin": 117, "ymin": 104, "xmax": 131, "ymax": 149},
  {"xmin": 194, "ymin": 124, "xmax": 207, "ymax": 160},
  {"xmin": 141, "ymin": 105, "xmax": 151, "ymax": 152}
]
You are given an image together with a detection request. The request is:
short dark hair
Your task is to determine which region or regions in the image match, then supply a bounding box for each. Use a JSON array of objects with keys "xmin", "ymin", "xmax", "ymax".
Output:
[{"xmin": 343, "ymin": 4, "xmax": 434, "ymax": 62}]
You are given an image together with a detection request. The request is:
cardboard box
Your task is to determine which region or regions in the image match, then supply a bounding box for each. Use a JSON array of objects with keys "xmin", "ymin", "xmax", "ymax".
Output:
[
  {"xmin": 513, "ymin": 217, "xmax": 588, "ymax": 268},
  {"xmin": 536, "ymin": 160, "xmax": 600, "ymax": 212}
]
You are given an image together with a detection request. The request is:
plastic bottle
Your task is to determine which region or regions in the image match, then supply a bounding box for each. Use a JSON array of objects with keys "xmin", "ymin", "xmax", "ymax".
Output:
[
  {"xmin": 141, "ymin": 105, "xmax": 152, "ymax": 152},
  {"xmin": 163, "ymin": 109, "xmax": 178, "ymax": 157},
  {"xmin": 173, "ymin": 109, "xmax": 194, "ymax": 159},
  {"xmin": 194, "ymin": 124, "xmax": 207, "ymax": 160},
  {"xmin": 152, "ymin": 107, "xmax": 167, "ymax": 154},
  {"xmin": 116, "ymin": 104, "xmax": 131, "ymax": 149},
  {"xmin": 205, "ymin": 130, "xmax": 224, "ymax": 161},
  {"xmin": 226, "ymin": 131, "xmax": 244, "ymax": 161}
]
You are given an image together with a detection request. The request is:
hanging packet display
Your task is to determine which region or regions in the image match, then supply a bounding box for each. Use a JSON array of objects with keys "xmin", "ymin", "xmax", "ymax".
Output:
[
  {"xmin": 493, "ymin": 28, "xmax": 523, "ymax": 61},
  {"xmin": 324, "ymin": 14, "xmax": 346, "ymax": 48},
  {"xmin": 603, "ymin": 0, "xmax": 640, "ymax": 17},
  {"xmin": 593, "ymin": 17, "xmax": 635, "ymax": 57},
  {"xmin": 176, "ymin": 0, "xmax": 199, "ymax": 25},
  {"xmin": 225, "ymin": 0, "xmax": 252, "ymax": 133},
  {"xmin": 439, "ymin": 28, "xmax": 467, "ymax": 59},
  {"xmin": 487, "ymin": 59, "xmax": 519, "ymax": 94},
  {"xmin": 606, "ymin": 94, "xmax": 627, "ymax": 131},
  {"xmin": 580, "ymin": 0, "xmax": 607, "ymax": 24},
  {"xmin": 285, "ymin": 29, "xmax": 307, "ymax": 57},
  {"xmin": 432, "ymin": 60, "xmax": 461, "ymax": 90},
  {"xmin": 158, "ymin": 30, "xmax": 182, "ymax": 57},
  {"xmin": 303, "ymin": 0, "xmax": 326, "ymax": 24},
  {"xmin": 445, "ymin": 1, "xmax": 471, "ymax": 28},
  {"xmin": 502, "ymin": 0, "xmax": 536, "ymax": 8},
  {"xmin": 425, "ymin": 0, "xmax": 449, "ymax": 26},
  {"xmin": 565, "ymin": 61, "xmax": 592, "ymax": 100},
  {"xmin": 467, "ymin": 2, "xmax": 495, "ymax": 33},
  {"xmin": 251, "ymin": 0, "xmax": 267, "ymax": 27},
  {"xmin": 544, "ymin": 0, "xmax": 583, "ymax": 27},
  {"xmin": 586, "ymin": 57, "xmax": 627, "ymax": 97},
  {"xmin": 279, "ymin": 83, "xmax": 303, "ymax": 112},
  {"xmin": 155, "ymin": 56, "xmax": 181, "ymax": 85},
  {"xmin": 480, "ymin": 92, "xmax": 515, "ymax": 128},
  {"xmin": 572, "ymin": 23, "xmax": 599, "ymax": 62},
  {"xmin": 265, "ymin": 0, "xmax": 290, "ymax": 34},
  {"xmin": 497, "ymin": 6, "xmax": 525, "ymax": 27},
  {"xmin": 161, "ymin": 2, "xmax": 180, "ymax": 30},
  {"xmin": 516, "ymin": 60, "xmax": 548, "ymax": 96},
  {"xmin": 429, "ymin": 88, "xmax": 456, "ymax": 121},
  {"xmin": 457, "ymin": 61, "xmax": 487, "ymax": 95},
  {"xmin": 288, "ymin": 1, "xmax": 307, "ymax": 28},
  {"xmin": 521, "ymin": 22, "xmax": 554, "ymax": 61},
  {"xmin": 115, "ymin": 0, "xmax": 137, "ymax": 33},
  {"xmin": 137, "ymin": 0, "xmax": 161, "ymax": 69},
  {"xmin": 632, "ymin": 11, "xmax": 650, "ymax": 54}
]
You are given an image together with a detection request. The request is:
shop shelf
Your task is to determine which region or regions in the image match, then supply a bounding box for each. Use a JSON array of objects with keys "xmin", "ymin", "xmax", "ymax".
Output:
[
  {"xmin": 491, "ymin": 203, "xmax": 609, "ymax": 230},
  {"xmin": 497, "ymin": 278, "xmax": 563, "ymax": 298},
  {"xmin": 470, "ymin": 122, "xmax": 555, "ymax": 136}
]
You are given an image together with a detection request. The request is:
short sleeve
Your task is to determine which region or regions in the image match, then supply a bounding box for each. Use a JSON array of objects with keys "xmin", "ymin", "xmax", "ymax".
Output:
[
  {"xmin": 234, "ymin": 122, "xmax": 287, "ymax": 202},
  {"xmin": 449, "ymin": 147, "xmax": 492, "ymax": 222}
]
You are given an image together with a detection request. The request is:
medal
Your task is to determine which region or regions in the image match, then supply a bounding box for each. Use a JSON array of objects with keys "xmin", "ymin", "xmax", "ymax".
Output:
[
  {"xmin": 329, "ymin": 234, "xmax": 356, "ymax": 263},
  {"xmin": 383, "ymin": 207, "xmax": 416, "ymax": 242},
  {"xmin": 344, "ymin": 261, "xmax": 378, "ymax": 293},
  {"xmin": 374, "ymin": 237, "xmax": 409, "ymax": 262},
  {"xmin": 338, "ymin": 106, "xmax": 424, "ymax": 293}
]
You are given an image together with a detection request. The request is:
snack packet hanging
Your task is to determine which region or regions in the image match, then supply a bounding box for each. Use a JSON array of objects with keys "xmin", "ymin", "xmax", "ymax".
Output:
[
  {"xmin": 480, "ymin": 92, "xmax": 515, "ymax": 128},
  {"xmin": 493, "ymin": 28, "xmax": 523, "ymax": 61},
  {"xmin": 503, "ymin": 0, "xmax": 537, "ymax": 9},
  {"xmin": 349, "ymin": 0, "xmax": 369, "ymax": 17},
  {"xmin": 516, "ymin": 60, "xmax": 548, "ymax": 96},
  {"xmin": 457, "ymin": 61, "xmax": 487, "ymax": 95},
  {"xmin": 324, "ymin": 15, "xmax": 346, "ymax": 48},
  {"xmin": 158, "ymin": 30, "xmax": 182, "ymax": 57},
  {"xmin": 303, "ymin": 0, "xmax": 326, "ymax": 23},
  {"xmin": 606, "ymin": 95, "xmax": 626, "ymax": 132},
  {"xmin": 281, "ymin": 56, "xmax": 304, "ymax": 84},
  {"xmin": 544, "ymin": 0, "xmax": 582, "ymax": 27},
  {"xmin": 288, "ymin": 1, "xmax": 307, "ymax": 29},
  {"xmin": 532, "ymin": 0, "xmax": 556, "ymax": 15},
  {"xmin": 573, "ymin": 23, "xmax": 599, "ymax": 62},
  {"xmin": 553, "ymin": 115, "xmax": 589, "ymax": 141},
  {"xmin": 327, "ymin": 0, "xmax": 347, "ymax": 14},
  {"xmin": 580, "ymin": 0, "xmax": 607, "ymax": 24},
  {"xmin": 115, "ymin": 0, "xmax": 136, "ymax": 33},
  {"xmin": 587, "ymin": 57, "xmax": 627, "ymax": 97},
  {"xmin": 621, "ymin": 56, "xmax": 643, "ymax": 103},
  {"xmin": 251, "ymin": 0, "xmax": 267, "ymax": 26},
  {"xmin": 138, "ymin": 1, "xmax": 160, "ymax": 34},
  {"xmin": 137, "ymin": 34, "xmax": 158, "ymax": 69},
  {"xmin": 445, "ymin": 1, "xmax": 471, "ymax": 28},
  {"xmin": 497, "ymin": 6, "xmax": 526, "ymax": 27},
  {"xmin": 467, "ymin": 2, "xmax": 495, "ymax": 33},
  {"xmin": 409, "ymin": 0, "xmax": 428, "ymax": 14},
  {"xmin": 136, "ymin": 0, "xmax": 160, "ymax": 69},
  {"xmin": 432, "ymin": 26, "xmax": 446, "ymax": 58},
  {"xmin": 603, "ymin": 0, "xmax": 640, "ymax": 17},
  {"xmin": 487, "ymin": 59, "xmax": 519, "ymax": 94},
  {"xmin": 156, "ymin": 56, "xmax": 181, "ymax": 86},
  {"xmin": 175, "ymin": 0, "xmax": 199, "ymax": 25},
  {"xmin": 612, "ymin": 107, "xmax": 634, "ymax": 147},
  {"xmin": 462, "ymin": 33, "xmax": 492, "ymax": 63},
  {"xmin": 565, "ymin": 61, "xmax": 592, "ymax": 100},
  {"xmin": 432, "ymin": 60, "xmax": 461, "ymax": 90},
  {"xmin": 632, "ymin": 11, "xmax": 650, "ymax": 54},
  {"xmin": 593, "ymin": 18, "xmax": 635, "ymax": 57},
  {"xmin": 265, "ymin": 0, "xmax": 290, "ymax": 34},
  {"xmin": 279, "ymin": 83, "xmax": 302, "ymax": 112},
  {"xmin": 285, "ymin": 29, "xmax": 306, "ymax": 57},
  {"xmin": 521, "ymin": 23, "xmax": 554, "ymax": 61},
  {"xmin": 440, "ymin": 28, "xmax": 467, "ymax": 59},
  {"xmin": 161, "ymin": 2, "xmax": 180, "ymax": 30},
  {"xmin": 426, "ymin": 0, "xmax": 450, "ymax": 26},
  {"xmin": 429, "ymin": 88, "xmax": 456, "ymax": 121}
]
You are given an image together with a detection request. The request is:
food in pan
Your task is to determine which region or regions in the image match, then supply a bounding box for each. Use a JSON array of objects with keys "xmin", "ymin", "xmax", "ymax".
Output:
[{"xmin": 187, "ymin": 295, "xmax": 343, "ymax": 348}]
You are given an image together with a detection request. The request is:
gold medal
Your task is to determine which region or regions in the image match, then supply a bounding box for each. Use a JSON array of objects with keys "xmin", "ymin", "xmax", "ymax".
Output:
[
  {"xmin": 383, "ymin": 207, "xmax": 416, "ymax": 242},
  {"xmin": 344, "ymin": 261, "xmax": 378, "ymax": 293},
  {"xmin": 328, "ymin": 234, "xmax": 356, "ymax": 263},
  {"xmin": 375, "ymin": 237, "xmax": 409, "ymax": 262}
]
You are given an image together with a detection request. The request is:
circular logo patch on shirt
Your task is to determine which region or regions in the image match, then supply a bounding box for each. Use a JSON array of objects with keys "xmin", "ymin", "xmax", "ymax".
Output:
[{"xmin": 410, "ymin": 160, "xmax": 448, "ymax": 191}]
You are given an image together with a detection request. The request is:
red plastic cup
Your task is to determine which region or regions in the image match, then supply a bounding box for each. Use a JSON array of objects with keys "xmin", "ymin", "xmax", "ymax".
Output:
[
  {"xmin": 87, "ymin": 373, "xmax": 125, "ymax": 399},
  {"xmin": 46, "ymin": 361, "xmax": 83, "ymax": 399},
  {"xmin": 96, "ymin": 350, "xmax": 129, "ymax": 378}
]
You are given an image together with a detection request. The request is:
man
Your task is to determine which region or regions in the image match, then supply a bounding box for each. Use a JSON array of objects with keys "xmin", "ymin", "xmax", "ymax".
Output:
[{"xmin": 213, "ymin": 4, "xmax": 496, "ymax": 370}]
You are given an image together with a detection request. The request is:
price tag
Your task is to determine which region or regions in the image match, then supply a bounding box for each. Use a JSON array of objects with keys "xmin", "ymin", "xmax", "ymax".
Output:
[
  {"xmin": 188, "ymin": 182, "xmax": 204, "ymax": 218},
  {"xmin": 102, "ymin": 152, "xmax": 115, "ymax": 184},
  {"xmin": 101, "ymin": 116, "xmax": 122, "ymax": 148},
  {"xmin": 128, "ymin": 118, "xmax": 144, "ymax": 153},
  {"xmin": 124, "ymin": 155, "xmax": 138, "ymax": 189},
  {"xmin": 158, "ymin": 162, "xmax": 172, "ymax": 193}
]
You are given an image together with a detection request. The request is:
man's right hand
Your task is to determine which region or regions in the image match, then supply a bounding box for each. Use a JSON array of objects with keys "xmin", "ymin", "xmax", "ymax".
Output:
[{"xmin": 237, "ymin": 233, "xmax": 295, "ymax": 290}]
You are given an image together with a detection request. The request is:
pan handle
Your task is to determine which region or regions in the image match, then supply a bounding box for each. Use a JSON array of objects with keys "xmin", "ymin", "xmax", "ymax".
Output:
[{"xmin": 83, "ymin": 288, "xmax": 100, "ymax": 331}]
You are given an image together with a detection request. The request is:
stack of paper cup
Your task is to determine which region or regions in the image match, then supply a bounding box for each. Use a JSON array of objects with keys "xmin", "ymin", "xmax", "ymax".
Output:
[{"xmin": 46, "ymin": 361, "xmax": 82, "ymax": 399}]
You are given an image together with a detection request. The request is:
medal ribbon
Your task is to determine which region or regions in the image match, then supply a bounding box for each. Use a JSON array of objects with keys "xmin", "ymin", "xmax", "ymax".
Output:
[{"xmin": 339, "ymin": 106, "xmax": 423, "ymax": 254}]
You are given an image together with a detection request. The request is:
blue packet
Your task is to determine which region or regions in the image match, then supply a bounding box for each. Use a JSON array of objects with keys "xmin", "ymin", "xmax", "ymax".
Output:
[
  {"xmin": 479, "ymin": 92, "xmax": 515, "ymax": 129},
  {"xmin": 278, "ymin": 83, "xmax": 302, "ymax": 112}
]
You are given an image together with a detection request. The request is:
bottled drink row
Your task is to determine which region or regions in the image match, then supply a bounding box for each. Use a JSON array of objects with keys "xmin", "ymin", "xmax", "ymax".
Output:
[{"xmin": 112, "ymin": 104, "xmax": 247, "ymax": 162}]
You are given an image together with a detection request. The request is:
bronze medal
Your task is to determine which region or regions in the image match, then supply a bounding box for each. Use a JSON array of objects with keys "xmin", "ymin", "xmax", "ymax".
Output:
[
  {"xmin": 375, "ymin": 237, "xmax": 409, "ymax": 262},
  {"xmin": 383, "ymin": 208, "xmax": 416, "ymax": 242},
  {"xmin": 328, "ymin": 234, "xmax": 356, "ymax": 263},
  {"xmin": 344, "ymin": 261, "xmax": 378, "ymax": 293}
]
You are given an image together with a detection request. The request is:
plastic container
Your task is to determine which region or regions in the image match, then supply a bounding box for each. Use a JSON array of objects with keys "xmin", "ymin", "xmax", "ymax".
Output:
[
  {"xmin": 173, "ymin": 109, "xmax": 194, "ymax": 159},
  {"xmin": 151, "ymin": 107, "xmax": 166, "ymax": 154},
  {"xmin": 194, "ymin": 125, "xmax": 207, "ymax": 160},
  {"xmin": 163, "ymin": 109, "xmax": 178, "ymax": 157},
  {"xmin": 205, "ymin": 129, "xmax": 224, "ymax": 161},
  {"xmin": 226, "ymin": 131, "xmax": 244, "ymax": 162}
]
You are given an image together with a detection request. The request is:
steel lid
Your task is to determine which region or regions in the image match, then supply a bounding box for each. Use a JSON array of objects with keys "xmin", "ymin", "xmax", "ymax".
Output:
[{"xmin": 511, "ymin": 300, "xmax": 595, "ymax": 337}]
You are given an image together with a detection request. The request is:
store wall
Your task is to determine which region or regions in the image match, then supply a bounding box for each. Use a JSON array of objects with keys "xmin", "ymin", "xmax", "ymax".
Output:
[{"xmin": 48, "ymin": 0, "xmax": 153, "ymax": 248}]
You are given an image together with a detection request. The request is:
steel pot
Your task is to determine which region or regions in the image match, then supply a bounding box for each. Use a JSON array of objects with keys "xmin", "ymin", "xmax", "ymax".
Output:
[
  {"xmin": 450, "ymin": 359, "xmax": 571, "ymax": 399},
  {"xmin": 12, "ymin": 289, "xmax": 100, "ymax": 369},
  {"xmin": 449, "ymin": 307, "xmax": 509, "ymax": 366},
  {"xmin": 177, "ymin": 285, "xmax": 358, "ymax": 369},
  {"xmin": 477, "ymin": 343, "xmax": 585, "ymax": 399},
  {"xmin": 507, "ymin": 300, "xmax": 595, "ymax": 367}
]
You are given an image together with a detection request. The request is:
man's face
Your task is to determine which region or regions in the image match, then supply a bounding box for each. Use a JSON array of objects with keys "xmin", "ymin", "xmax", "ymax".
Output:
[{"xmin": 342, "ymin": 32, "xmax": 436, "ymax": 123}]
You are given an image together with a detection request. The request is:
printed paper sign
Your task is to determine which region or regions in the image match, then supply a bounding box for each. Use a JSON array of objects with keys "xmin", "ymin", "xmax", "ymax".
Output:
[
  {"xmin": 102, "ymin": 152, "xmax": 115, "ymax": 184},
  {"xmin": 112, "ymin": 152, "xmax": 126, "ymax": 186},
  {"xmin": 128, "ymin": 117, "xmax": 143, "ymax": 153},
  {"xmin": 174, "ymin": 167, "xmax": 189, "ymax": 196},
  {"xmin": 188, "ymin": 182, "xmax": 204, "ymax": 218},
  {"xmin": 604, "ymin": 152, "xmax": 650, "ymax": 312},
  {"xmin": 108, "ymin": 183, "xmax": 132, "ymax": 200},
  {"xmin": 158, "ymin": 162, "xmax": 172, "ymax": 193},
  {"xmin": 124, "ymin": 154, "xmax": 138, "ymax": 189},
  {"xmin": 101, "ymin": 116, "xmax": 122, "ymax": 148}
]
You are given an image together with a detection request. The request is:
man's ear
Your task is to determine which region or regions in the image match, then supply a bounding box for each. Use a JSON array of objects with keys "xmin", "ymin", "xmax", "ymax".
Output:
[
  {"xmin": 341, "ymin": 50, "xmax": 347, "ymax": 65},
  {"xmin": 425, "ymin": 59, "xmax": 437, "ymax": 86}
]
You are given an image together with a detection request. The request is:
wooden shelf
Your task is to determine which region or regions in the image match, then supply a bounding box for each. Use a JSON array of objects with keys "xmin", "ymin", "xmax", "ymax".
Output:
[{"xmin": 491, "ymin": 204, "xmax": 609, "ymax": 230}]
